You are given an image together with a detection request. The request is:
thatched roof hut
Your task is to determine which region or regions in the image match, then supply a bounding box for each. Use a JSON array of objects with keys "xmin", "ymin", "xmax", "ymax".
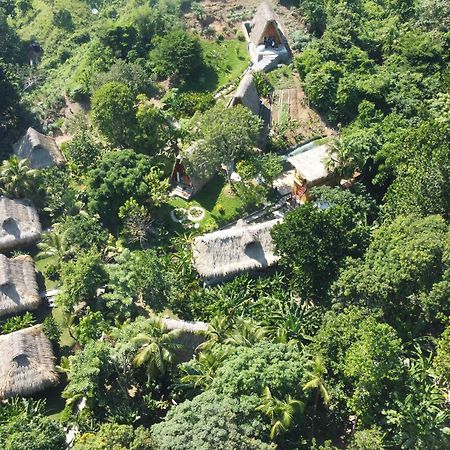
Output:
[
  {"xmin": 13, "ymin": 127, "xmax": 65, "ymax": 169},
  {"xmin": 229, "ymin": 73, "xmax": 261, "ymax": 115},
  {"xmin": 0, "ymin": 325, "xmax": 59, "ymax": 399},
  {"xmin": 0, "ymin": 254, "xmax": 40, "ymax": 318},
  {"xmin": 287, "ymin": 144, "xmax": 337, "ymax": 187},
  {"xmin": 249, "ymin": 2, "xmax": 285, "ymax": 47},
  {"xmin": 0, "ymin": 197, "xmax": 41, "ymax": 252},
  {"xmin": 171, "ymin": 141, "xmax": 215, "ymax": 198},
  {"xmin": 192, "ymin": 218, "xmax": 280, "ymax": 283}
]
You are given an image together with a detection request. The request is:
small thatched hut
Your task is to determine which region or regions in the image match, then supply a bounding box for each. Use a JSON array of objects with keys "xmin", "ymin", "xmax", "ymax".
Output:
[
  {"xmin": 249, "ymin": 2, "xmax": 285, "ymax": 48},
  {"xmin": 0, "ymin": 254, "xmax": 40, "ymax": 318},
  {"xmin": 171, "ymin": 142, "xmax": 215, "ymax": 199},
  {"xmin": 13, "ymin": 127, "xmax": 65, "ymax": 169},
  {"xmin": 0, "ymin": 197, "xmax": 41, "ymax": 252},
  {"xmin": 192, "ymin": 218, "xmax": 280, "ymax": 284},
  {"xmin": 0, "ymin": 325, "xmax": 59, "ymax": 399},
  {"xmin": 287, "ymin": 144, "xmax": 337, "ymax": 188},
  {"xmin": 228, "ymin": 73, "xmax": 261, "ymax": 116}
]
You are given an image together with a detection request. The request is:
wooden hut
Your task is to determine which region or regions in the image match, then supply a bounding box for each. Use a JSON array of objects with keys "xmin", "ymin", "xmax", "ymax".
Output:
[
  {"xmin": 243, "ymin": 2, "xmax": 290, "ymax": 71},
  {"xmin": 0, "ymin": 197, "xmax": 41, "ymax": 252},
  {"xmin": 287, "ymin": 144, "xmax": 337, "ymax": 188},
  {"xmin": 0, "ymin": 325, "xmax": 59, "ymax": 399},
  {"xmin": 0, "ymin": 255, "xmax": 40, "ymax": 318},
  {"xmin": 170, "ymin": 142, "xmax": 215, "ymax": 199},
  {"xmin": 13, "ymin": 127, "xmax": 65, "ymax": 169},
  {"xmin": 249, "ymin": 2, "xmax": 284, "ymax": 48},
  {"xmin": 228, "ymin": 72, "xmax": 261, "ymax": 116},
  {"xmin": 192, "ymin": 218, "xmax": 280, "ymax": 284}
]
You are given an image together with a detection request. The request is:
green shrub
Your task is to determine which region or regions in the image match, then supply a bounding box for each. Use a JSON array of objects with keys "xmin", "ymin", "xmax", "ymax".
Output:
[{"xmin": 1, "ymin": 312, "xmax": 35, "ymax": 334}]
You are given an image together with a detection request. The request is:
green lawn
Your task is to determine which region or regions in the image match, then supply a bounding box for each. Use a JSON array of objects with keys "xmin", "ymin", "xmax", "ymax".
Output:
[
  {"xmin": 184, "ymin": 38, "xmax": 249, "ymax": 93},
  {"xmin": 158, "ymin": 176, "xmax": 245, "ymax": 235},
  {"xmin": 33, "ymin": 254, "xmax": 59, "ymax": 290}
]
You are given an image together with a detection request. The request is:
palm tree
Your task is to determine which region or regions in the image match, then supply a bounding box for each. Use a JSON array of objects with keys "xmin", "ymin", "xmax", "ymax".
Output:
[
  {"xmin": 36, "ymin": 229, "xmax": 69, "ymax": 267},
  {"xmin": 0, "ymin": 156, "xmax": 37, "ymax": 198},
  {"xmin": 132, "ymin": 317, "xmax": 182, "ymax": 383},
  {"xmin": 179, "ymin": 346, "xmax": 230, "ymax": 392},
  {"xmin": 224, "ymin": 317, "xmax": 269, "ymax": 347},
  {"xmin": 303, "ymin": 356, "xmax": 330, "ymax": 438},
  {"xmin": 257, "ymin": 386, "xmax": 305, "ymax": 440},
  {"xmin": 268, "ymin": 298, "xmax": 320, "ymax": 347},
  {"xmin": 198, "ymin": 315, "xmax": 233, "ymax": 351}
]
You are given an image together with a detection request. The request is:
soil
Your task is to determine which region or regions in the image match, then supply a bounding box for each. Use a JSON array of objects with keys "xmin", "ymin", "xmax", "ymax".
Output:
[
  {"xmin": 271, "ymin": 72, "xmax": 336, "ymax": 142},
  {"xmin": 185, "ymin": 0, "xmax": 306, "ymax": 38}
]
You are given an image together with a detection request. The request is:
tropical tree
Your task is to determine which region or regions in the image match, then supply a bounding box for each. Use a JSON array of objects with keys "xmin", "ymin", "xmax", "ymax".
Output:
[
  {"xmin": 178, "ymin": 346, "xmax": 231, "ymax": 393},
  {"xmin": 224, "ymin": 317, "xmax": 270, "ymax": 347},
  {"xmin": 257, "ymin": 386, "xmax": 305, "ymax": 440},
  {"xmin": 132, "ymin": 317, "xmax": 182, "ymax": 383},
  {"xmin": 0, "ymin": 156, "xmax": 37, "ymax": 198},
  {"xmin": 303, "ymin": 356, "xmax": 330, "ymax": 437},
  {"xmin": 36, "ymin": 229, "xmax": 69, "ymax": 267}
]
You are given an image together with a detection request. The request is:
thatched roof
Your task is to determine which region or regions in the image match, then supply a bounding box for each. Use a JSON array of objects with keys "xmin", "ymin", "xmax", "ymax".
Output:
[
  {"xmin": 229, "ymin": 73, "xmax": 261, "ymax": 115},
  {"xmin": 177, "ymin": 141, "xmax": 215, "ymax": 194},
  {"xmin": 13, "ymin": 127, "xmax": 65, "ymax": 169},
  {"xmin": 0, "ymin": 197, "xmax": 41, "ymax": 252},
  {"xmin": 0, "ymin": 325, "xmax": 59, "ymax": 399},
  {"xmin": 0, "ymin": 254, "xmax": 40, "ymax": 318},
  {"xmin": 287, "ymin": 144, "xmax": 336, "ymax": 187},
  {"xmin": 192, "ymin": 218, "xmax": 280, "ymax": 281},
  {"xmin": 249, "ymin": 2, "xmax": 284, "ymax": 46}
]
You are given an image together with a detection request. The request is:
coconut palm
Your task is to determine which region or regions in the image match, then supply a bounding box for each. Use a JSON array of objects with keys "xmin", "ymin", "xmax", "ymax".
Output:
[
  {"xmin": 0, "ymin": 156, "xmax": 37, "ymax": 198},
  {"xmin": 132, "ymin": 317, "xmax": 182, "ymax": 383},
  {"xmin": 303, "ymin": 355, "xmax": 330, "ymax": 438},
  {"xmin": 268, "ymin": 298, "xmax": 320, "ymax": 347},
  {"xmin": 224, "ymin": 317, "xmax": 269, "ymax": 347},
  {"xmin": 178, "ymin": 346, "xmax": 230, "ymax": 392},
  {"xmin": 257, "ymin": 386, "xmax": 305, "ymax": 440},
  {"xmin": 36, "ymin": 229, "xmax": 69, "ymax": 266},
  {"xmin": 198, "ymin": 315, "xmax": 233, "ymax": 351}
]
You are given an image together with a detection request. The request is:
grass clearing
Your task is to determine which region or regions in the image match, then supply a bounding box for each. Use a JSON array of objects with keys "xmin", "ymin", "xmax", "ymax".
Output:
[
  {"xmin": 157, "ymin": 176, "xmax": 245, "ymax": 235},
  {"xmin": 184, "ymin": 38, "xmax": 249, "ymax": 92}
]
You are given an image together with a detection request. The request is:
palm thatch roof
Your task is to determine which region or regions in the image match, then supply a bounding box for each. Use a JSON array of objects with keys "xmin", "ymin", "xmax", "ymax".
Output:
[
  {"xmin": 0, "ymin": 254, "xmax": 40, "ymax": 318},
  {"xmin": 0, "ymin": 325, "xmax": 59, "ymax": 399},
  {"xmin": 13, "ymin": 127, "xmax": 65, "ymax": 169},
  {"xmin": 287, "ymin": 144, "xmax": 337, "ymax": 187},
  {"xmin": 249, "ymin": 2, "xmax": 284, "ymax": 46},
  {"xmin": 172, "ymin": 141, "xmax": 215, "ymax": 195},
  {"xmin": 229, "ymin": 73, "xmax": 261, "ymax": 115},
  {"xmin": 0, "ymin": 197, "xmax": 41, "ymax": 252},
  {"xmin": 192, "ymin": 218, "xmax": 280, "ymax": 282}
]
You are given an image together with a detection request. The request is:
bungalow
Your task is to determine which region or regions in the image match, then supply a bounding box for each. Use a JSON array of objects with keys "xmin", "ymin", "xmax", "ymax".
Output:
[
  {"xmin": 192, "ymin": 218, "xmax": 280, "ymax": 284},
  {"xmin": 0, "ymin": 197, "xmax": 42, "ymax": 252},
  {"xmin": 13, "ymin": 127, "xmax": 65, "ymax": 169},
  {"xmin": 0, "ymin": 255, "xmax": 40, "ymax": 318},
  {"xmin": 242, "ymin": 2, "xmax": 290, "ymax": 72},
  {"xmin": 170, "ymin": 141, "xmax": 215, "ymax": 200},
  {"xmin": 0, "ymin": 325, "xmax": 59, "ymax": 399},
  {"xmin": 228, "ymin": 72, "xmax": 261, "ymax": 116},
  {"xmin": 273, "ymin": 142, "xmax": 338, "ymax": 202}
]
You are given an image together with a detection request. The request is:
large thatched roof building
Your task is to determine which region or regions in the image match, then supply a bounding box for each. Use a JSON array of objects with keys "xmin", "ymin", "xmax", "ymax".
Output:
[
  {"xmin": 0, "ymin": 255, "xmax": 40, "ymax": 318},
  {"xmin": 0, "ymin": 325, "xmax": 59, "ymax": 399},
  {"xmin": 192, "ymin": 219, "xmax": 280, "ymax": 284},
  {"xmin": 228, "ymin": 73, "xmax": 261, "ymax": 116},
  {"xmin": 13, "ymin": 127, "xmax": 65, "ymax": 169},
  {"xmin": 0, "ymin": 197, "xmax": 41, "ymax": 252}
]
